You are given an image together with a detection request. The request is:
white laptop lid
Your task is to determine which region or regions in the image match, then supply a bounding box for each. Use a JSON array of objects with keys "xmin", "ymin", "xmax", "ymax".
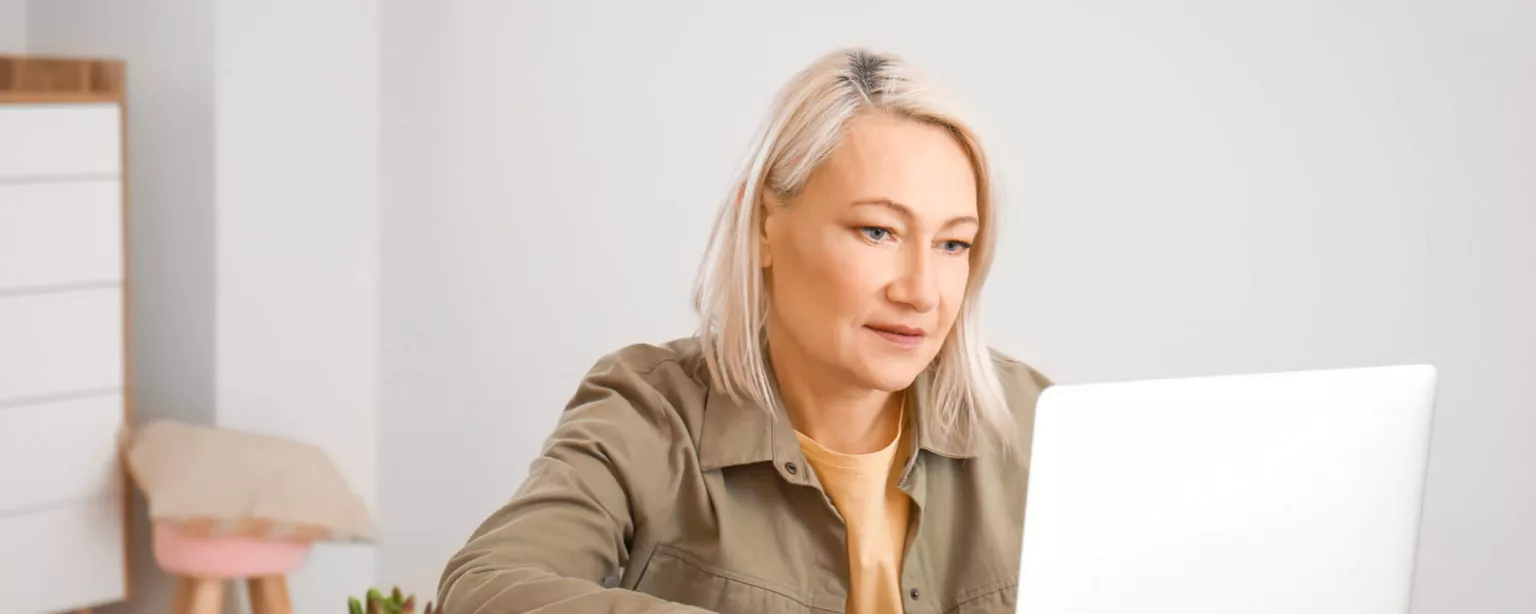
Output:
[{"xmin": 1016, "ymin": 365, "xmax": 1437, "ymax": 614}]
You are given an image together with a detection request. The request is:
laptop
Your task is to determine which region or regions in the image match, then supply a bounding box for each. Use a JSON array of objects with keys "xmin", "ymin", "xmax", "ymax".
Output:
[{"xmin": 1016, "ymin": 364, "xmax": 1438, "ymax": 614}]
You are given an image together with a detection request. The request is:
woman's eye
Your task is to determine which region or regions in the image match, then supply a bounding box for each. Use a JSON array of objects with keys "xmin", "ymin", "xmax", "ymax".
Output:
[
  {"xmin": 860, "ymin": 227, "xmax": 892, "ymax": 242},
  {"xmin": 940, "ymin": 240, "xmax": 972, "ymax": 254}
]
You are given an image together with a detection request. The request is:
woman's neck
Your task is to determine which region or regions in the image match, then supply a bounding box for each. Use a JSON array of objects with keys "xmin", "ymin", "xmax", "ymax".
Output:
[{"xmin": 766, "ymin": 330, "xmax": 904, "ymax": 455}]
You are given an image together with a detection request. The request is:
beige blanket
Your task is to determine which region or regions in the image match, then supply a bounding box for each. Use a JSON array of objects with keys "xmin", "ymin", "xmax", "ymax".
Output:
[{"xmin": 122, "ymin": 420, "xmax": 375, "ymax": 542}]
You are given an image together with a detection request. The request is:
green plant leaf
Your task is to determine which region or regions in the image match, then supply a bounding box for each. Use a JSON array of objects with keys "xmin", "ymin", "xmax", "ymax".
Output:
[{"xmin": 349, "ymin": 596, "xmax": 364, "ymax": 614}]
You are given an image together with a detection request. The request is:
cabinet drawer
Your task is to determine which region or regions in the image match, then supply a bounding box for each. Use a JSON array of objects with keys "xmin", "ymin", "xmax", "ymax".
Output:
[
  {"xmin": 0, "ymin": 180, "xmax": 124, "ymax": 291},
  {"xmin": 0, "ymin": 103, "xmax": 122, "ymax": 178},
  {"xmin": 0, "ymin": 393, "xmax": 124, "ymax": 513},
  {"xmin": 0, "ymin": 498, "xmax": 126, "ymax": 613},
  {"xmin": 0, "ymin": 290, "xmax": 124, "ymax": 402}
]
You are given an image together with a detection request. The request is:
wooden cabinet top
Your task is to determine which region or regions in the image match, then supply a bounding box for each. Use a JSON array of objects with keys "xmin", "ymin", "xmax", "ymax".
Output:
[{"xmin": 0, "ymin": 55, "xmax": 125, "ymax": 103}]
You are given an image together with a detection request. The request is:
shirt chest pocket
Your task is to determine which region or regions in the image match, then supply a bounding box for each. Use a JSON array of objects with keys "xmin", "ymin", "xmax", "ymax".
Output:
[{"xmin": 629, "ymin": 545, "xmax": 829, "ymax": 614}]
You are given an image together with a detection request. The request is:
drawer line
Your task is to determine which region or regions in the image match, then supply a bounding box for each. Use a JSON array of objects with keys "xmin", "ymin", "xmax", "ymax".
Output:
[
  {"xmin": 0, "ymin": 173, "xmax": 121, "ymax": 186},
  {"xmin": 0, "ymin": 492, "xmax": 124, "ymax": 521},
  {"xmin": 0, "ymin": 280, "xmax": 122, "ymax": 299},
  {"xmin": 0, "ymin": 386, "xmax": 123, "ymax": 410}
]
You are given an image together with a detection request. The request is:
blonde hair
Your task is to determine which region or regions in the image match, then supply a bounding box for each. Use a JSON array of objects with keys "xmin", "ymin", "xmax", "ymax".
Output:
[{"xmin": 692, "ymin": 47, "xmax": 1013, "ymax": 449}]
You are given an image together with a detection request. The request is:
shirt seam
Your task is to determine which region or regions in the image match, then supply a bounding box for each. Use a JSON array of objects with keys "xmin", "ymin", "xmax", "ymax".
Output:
[
  {"xmin": 653, "ymin": 544, "xmax": 840, "ymax": 612},
  {"xmin": 632, "ymin": 355, "xmax": 682, "ymax": 378},
  {"xmin": 623, "ymin": 355, "xmax": 690, "ymax": 532},
  {"xmin": 939, "ymin": 578, "xmax": 1019, "ymax": 613}
]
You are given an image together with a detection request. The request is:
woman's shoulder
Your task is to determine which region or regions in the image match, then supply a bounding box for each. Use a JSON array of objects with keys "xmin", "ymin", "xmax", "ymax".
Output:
[
  {"xmin": 583, "ymin": 335, "xmax": 708, "ymax": 385},
  {"xmin": 569, "ymin": 335, "xmax": 710, "ymax": 419},
  {"xmin": 980, "ymin": 347, "xmax": 1054, "ymax": 459},
  {"xmin": 987, "ymin": 347, "xmax": 1054, "ymax": 395}
]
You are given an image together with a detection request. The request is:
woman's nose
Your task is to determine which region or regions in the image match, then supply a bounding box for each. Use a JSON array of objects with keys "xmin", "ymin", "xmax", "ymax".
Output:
[{"xmin": 886, "ymin": 247, "xmax": 939, "ymax": 313}]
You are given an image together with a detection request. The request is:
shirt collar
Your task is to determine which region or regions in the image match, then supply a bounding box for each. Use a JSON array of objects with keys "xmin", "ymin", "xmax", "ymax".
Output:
[
  {"xmin": 907, "ymin": 367, "xmax": 979, "ymax": 459},
  {"xmin": 696, "ymin": 366, "xmax": 978, "ymax": 473}
]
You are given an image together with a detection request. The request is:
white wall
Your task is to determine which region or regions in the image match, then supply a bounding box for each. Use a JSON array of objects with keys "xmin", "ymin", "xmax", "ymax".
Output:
[
  {"xmin": 0, "ymin": 0, "xmax": 23, "ymax": 52},
  {"xmin": 379, "ymin": 1, "xmax": 1535, "ymax": 612},
  {"xmin": 990, "ymin": 5, "xmax": 1535, "ymax": 613},
  {"xmin": 214, "ymin": 1, "xmax": 380, "ymax": 611}
]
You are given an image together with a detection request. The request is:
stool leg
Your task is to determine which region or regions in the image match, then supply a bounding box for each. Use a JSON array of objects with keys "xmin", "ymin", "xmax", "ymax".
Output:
[
  {"xmin": 172, "ymin": 577, "xmax": 223, "ymax": 614},
  {"xmin": 247, "ymin": 575, "xmax": 293, "ymax": 614}
]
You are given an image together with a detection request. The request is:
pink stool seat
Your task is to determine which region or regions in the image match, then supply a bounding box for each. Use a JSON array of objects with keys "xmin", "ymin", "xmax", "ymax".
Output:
[{"xmin": 153, "ymin": 522, "xmax": 312, "ymax": 579}]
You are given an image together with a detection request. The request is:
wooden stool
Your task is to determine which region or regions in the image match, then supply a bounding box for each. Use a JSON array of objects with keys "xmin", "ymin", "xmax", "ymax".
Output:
[
  {"xmin": 153, "ymin": 522, "xmax": 311, "ymax": 614},
  {"xmin": 170, "ymin": 576, "xmax": 291, "ymax": 614}
]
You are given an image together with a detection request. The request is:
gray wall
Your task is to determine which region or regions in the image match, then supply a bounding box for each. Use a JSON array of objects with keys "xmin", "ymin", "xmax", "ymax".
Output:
[
  {"xmin": 27, "ymin": 1, "xmax": 217, "ymax": 611},
  {"xmin": 0, "ymin": 0, "xmax": 23, "ymax": 52},
  {"xmin": 29, "ymin": 1, "xmax": 378, "ymax": 612},
  {"xmin": 379, "ymin": 1, "xmax": 1535, "ymax": 611}
]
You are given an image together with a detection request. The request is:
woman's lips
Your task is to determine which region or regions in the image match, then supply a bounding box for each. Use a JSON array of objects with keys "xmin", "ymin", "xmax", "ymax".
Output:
[{"xmin": 867, "ymin": 324, "xmax": 926, "ymax": 348}]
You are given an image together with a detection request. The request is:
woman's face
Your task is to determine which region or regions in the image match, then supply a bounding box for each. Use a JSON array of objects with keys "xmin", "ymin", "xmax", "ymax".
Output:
[{"xmin": 761, "ymin": 112, "xmax": 980, "ymax": 393}]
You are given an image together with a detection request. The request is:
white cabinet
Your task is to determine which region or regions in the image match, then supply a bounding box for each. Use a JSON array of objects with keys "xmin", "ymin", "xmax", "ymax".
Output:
[
  {"xmin": 0, "ymin": 290, "xmax": 126, "ymax": 401},
  {"xmin": 0, "ymin": 58, "xmax": 130, "ymax": 614},
  {"xmin": 0, "ymin": 500, "xmax": 128, "ymax": 612},
  {"xmin": 0, "ymin": 181, "xmax": 125, "ymax": 290},
  {"xmin": 0, "ymin": 103, "xmax": 123, "ymax": 177}
]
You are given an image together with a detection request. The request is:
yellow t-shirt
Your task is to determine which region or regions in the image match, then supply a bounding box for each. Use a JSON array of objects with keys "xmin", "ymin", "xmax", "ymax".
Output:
[{"xmin": 795, "ymin": 413, "xmax": 912, "ymax": 614}]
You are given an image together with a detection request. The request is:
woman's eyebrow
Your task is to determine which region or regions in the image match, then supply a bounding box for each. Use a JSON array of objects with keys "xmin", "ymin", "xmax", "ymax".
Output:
[{"xmin": 850, "ymin": 198, "xmax": 979, "ymax": 228}]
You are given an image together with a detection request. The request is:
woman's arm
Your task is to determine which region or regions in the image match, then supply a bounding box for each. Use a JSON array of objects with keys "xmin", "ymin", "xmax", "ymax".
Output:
[{"xmin": 436, "ymin": 353, "xmax": 714, "ymax": 614}]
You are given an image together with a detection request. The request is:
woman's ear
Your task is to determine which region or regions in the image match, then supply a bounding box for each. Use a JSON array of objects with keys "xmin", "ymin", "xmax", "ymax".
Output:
[{"xmin": 758, "ymin": 187, "xmax": 777, "ymax": 269}]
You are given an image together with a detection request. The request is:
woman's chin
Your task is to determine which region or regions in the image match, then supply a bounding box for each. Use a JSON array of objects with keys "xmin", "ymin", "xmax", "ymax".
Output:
[{"xmin": 849, "ymin": 362, "xmax": 928, "ymax": 393}]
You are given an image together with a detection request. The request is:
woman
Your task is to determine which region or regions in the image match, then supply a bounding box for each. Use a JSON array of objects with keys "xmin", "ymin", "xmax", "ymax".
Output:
[{"xmin": 437, "ymin": 47, "xmax": 1051, "ymax": 614}]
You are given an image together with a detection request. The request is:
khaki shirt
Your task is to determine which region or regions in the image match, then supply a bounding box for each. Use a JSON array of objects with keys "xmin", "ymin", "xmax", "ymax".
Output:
[{"xmin": 437, "ymin": 336, "xmax": 1051, "ymax": 614}]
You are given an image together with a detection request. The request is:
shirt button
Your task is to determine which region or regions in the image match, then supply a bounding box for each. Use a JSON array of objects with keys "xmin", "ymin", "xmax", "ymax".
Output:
[
  {"xmin": 910, "ymin": 587, "xmax": 920, "ymax": 600},
  {"xmin": 784, "ymin": 461, "xmax": 798, "ymax": 475}
]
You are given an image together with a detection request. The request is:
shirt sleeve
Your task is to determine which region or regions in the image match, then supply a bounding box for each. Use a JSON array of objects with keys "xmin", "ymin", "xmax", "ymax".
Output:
[{"xmin": 435, "ymin": 353, "xmax": 715, "ymax": 614}]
